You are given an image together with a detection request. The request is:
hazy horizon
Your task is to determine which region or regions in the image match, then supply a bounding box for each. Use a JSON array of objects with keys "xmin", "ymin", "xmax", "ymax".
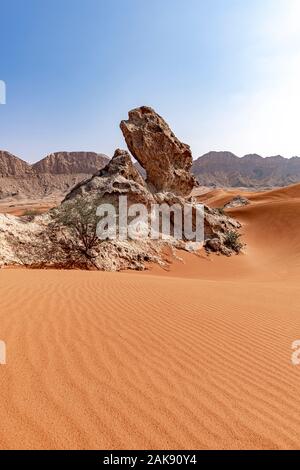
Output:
[{"xmin": 1, "ymin": 0, "xmax": 300, "ymax": 162}]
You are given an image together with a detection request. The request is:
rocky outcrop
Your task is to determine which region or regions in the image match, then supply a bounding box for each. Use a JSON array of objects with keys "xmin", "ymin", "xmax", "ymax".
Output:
[
  {"xmin": 0, "ymin": 212, "xmax": 162, "ymax": 271},
  {"xmin": 203, "ymin": 206, "xmax": 241, "ymax": 255},
  {"xmin": 224, "ymin": 196, "xmax": 250, "ymax": 209},
  {"xmin": 0, "ymin": 107, "xmax": 243, "ymax": 270},
  {"xmin": 120, "ymin": 106, "xmax": 197, "ymax": 196},
  {"xmin": 60, "ymin": 139, "xmax": 242, "ymax": 267},
  {"xmin": 95, "ymin": 148, "xmax": 146, "ymax": 186},
  {"xmin": 0, "ymin": 146, "xmax": 160, "ymax": 270},
  {"xmin": 0, "ymin": 213, "xmax": 47, "ymax": 265},
  {"xmin": 64, "ymin": 149, "xmax": 154, "ymax": 207}
]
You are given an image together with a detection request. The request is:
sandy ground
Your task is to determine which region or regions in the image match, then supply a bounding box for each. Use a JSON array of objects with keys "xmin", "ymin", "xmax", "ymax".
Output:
[
  {"xmin": 0, "ymin": 197, "xmax": 59, "ymax": 216},
  {"xmin": 1, "ymin": 184, "xmax": 300, "ymax": 449}
]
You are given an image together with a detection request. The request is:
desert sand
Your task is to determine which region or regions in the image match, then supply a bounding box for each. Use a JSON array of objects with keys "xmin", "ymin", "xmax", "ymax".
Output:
[
  {"xmin": 1, "ymin": 184, "xmax": 300, "ymax": 449},
  {"xmin": 0, "ymin": 197, "xmax": 58, "ymax": 216}
]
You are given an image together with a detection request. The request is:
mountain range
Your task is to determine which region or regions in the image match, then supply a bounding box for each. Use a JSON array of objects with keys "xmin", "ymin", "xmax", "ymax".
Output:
[
  {"xmin": 0, "ymin": 151, "xmax": 108, "ymax": 200},
  {"xmin": 192, "ymin": 151, "xmax": 300, "ymax": 188},
  {"xmin": 1, "ymin": 149, "xmax": 300, "ymax": 202}
]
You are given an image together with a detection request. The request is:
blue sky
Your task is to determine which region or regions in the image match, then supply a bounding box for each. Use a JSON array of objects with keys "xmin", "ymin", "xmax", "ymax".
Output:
[{"xmin": 0, "ymin": 0, "xmax": 299, "ymax": 162}]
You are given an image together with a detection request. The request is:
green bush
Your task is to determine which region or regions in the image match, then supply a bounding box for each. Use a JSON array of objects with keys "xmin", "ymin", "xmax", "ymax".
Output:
[
  {"xmin": 224, "ymin": 230, "xmax": 243, "ymax": 253},
  {"xmin": 50, "ymin": 197, "xmax": 102, "ymax": 269},
  {"xmin": 21, "ymin": 209, "xmax": 40, "ymax": 220}
]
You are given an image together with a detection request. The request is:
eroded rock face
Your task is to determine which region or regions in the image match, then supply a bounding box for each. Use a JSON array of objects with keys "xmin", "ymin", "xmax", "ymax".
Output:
[
  {"xmin": 224, "ymin": 195, "xmax": 250, "ymax": 209},
  {"xmin": 0, "ymin": 213, "xmax": 49, "ymax": 267},
  {"xmin": 203, "ymin": 205, "xmax": 242, "ymax": 255},
  {"xmin": 154, "ymin": 192, "xmax": 241, "ymax": 250},
  {"xmin": 120, "ymin": 106, "xmax": 197, "ymax": 196},
  {"xmin": 97, "ymin": 148, "xmax": 146, "ymax": 186},
  {"xmin": 64, "ymin": 149, "xmax": 154, "ymax": 207}
]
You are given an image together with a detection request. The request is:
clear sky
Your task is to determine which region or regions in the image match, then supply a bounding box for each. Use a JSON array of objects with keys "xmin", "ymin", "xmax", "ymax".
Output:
[{"xmin": 0, "ymin": 0, "xmax": 299, "ymax": 162}]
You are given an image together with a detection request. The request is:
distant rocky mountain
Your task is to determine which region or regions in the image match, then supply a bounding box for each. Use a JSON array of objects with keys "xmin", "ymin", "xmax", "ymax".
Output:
[
  {"xmin": 32, "ymin": 152, "xmax": 108, "ymax": 175},
  {"xmin": 0, "ymin": 151, "xmax": 33, "ymax": 177},
  {"xmin": 192, "ymin": 151, "xmax": 300, "ymax": 188},
  {"xmin": 0, "ymin": 151, "xmax": 109, "ymax": 200},
  {"xmin": 2, "ymin": 148, "xmax": 300, "ymax": 202}
]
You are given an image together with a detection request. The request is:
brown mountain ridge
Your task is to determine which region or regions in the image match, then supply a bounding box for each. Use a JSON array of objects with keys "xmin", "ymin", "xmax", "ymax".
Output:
[
  {"xmin": 192, "ymin": 151, "xmax": 300, "ymax": 188},
  {"xmin": 0, "ymin": 151, "xmax": 109, "ymax": 201},
  {"xmin": 1, "ymin": 149, "xmax": 300, "ymax": 204}
]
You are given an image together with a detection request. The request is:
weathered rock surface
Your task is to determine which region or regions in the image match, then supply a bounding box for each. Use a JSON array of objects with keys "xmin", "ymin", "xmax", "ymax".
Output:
[
  {"xmin": 203, "ymin": 205, "xmax": 242, "ymax": 255},
  {"xmin": 224, "ymin": 195, "xmax": 250, "ymax": 209},
  {"xmin": 205, "ymin": 238, "xmax": 222, "ymax": 253},
  {"xmin": 65, "ymin": 149, "xmax": 154, "ymax": 207},
  {"xmin": 0, "ymin": 213, "xmax": 47, "ymax": 266},
  {"xmin": 120, "ymin": 106, "xmax": 197, "ymax": 196}
]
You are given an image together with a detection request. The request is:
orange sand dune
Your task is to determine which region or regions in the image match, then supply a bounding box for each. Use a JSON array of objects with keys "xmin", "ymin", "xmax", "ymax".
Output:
[
  {"xmin": 1, "ymin": 184, "xmax": 300, "ymax": 450},
  {"xmin": 196, "ymin": 182, "xmax": 300, "ymax": 208},
  {"xmin": 193, "ymin": 187, "xmax": 245, "ymax": 208}
]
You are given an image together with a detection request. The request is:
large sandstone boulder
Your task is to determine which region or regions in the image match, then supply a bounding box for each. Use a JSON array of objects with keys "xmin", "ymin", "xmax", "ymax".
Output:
[
  {"xmin": 64, "ymin": 148, "xmax": 154, "ymax": 207},
  {"xmin": 120, "ymin": 106, "xmax": 197, "ymax": 196}
]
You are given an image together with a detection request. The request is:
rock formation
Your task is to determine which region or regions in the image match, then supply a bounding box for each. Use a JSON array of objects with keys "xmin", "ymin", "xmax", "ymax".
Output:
[
  {"xmin": 224, "ymin": 195, "xmax": 250, "ymax": 209},
  {"xmin": 120, "ymin": 106, "xmax": 197, "ymax": 196},
  {"xmin": 65, "ymin": 149, "xmax": 154, "ymax": 207},
  {"xmin": 0, "ymin": 107, "xmax": 243, "ymax": 270}
]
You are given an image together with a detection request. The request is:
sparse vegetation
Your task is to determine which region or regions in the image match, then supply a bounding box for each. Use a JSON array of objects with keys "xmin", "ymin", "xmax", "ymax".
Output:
[
  {"xmin": 224, "ymin": 230, "xmax": 243, "ymax": 253},
  {"xmin": 49, "ymin": 197, "xmax": 102, "ymax": 269},
  {"xmin": 21, "ymin": 209, "xmax": 40, "ymax": 220}
]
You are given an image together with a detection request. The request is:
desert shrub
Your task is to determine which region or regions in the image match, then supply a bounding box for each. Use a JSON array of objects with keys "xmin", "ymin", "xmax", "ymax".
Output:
[
  {"xmin": 224, "ymin": 230, "xmax": 243, "ymax": 253},
  {"xmin": 21, "ymin": 209, "xmax": 40, "ymax": 220},
  {"xmin": 49, "ymin": 197, "xmax": 102, "ymax": 269}
]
